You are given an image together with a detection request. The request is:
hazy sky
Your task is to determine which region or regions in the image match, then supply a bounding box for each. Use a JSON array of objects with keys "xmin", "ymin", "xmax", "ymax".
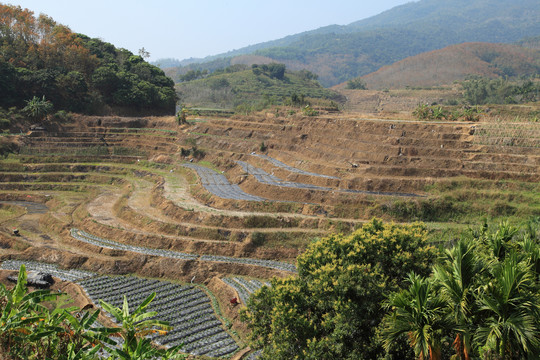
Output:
[{"xmin": 3, "ymin": 0, "xmax": 414, "ymax": 62}]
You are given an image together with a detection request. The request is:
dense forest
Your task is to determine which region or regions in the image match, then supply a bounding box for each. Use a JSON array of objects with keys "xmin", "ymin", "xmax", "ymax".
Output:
[{"xmin": 0, "ymin": 4, "xmax": 176, "ymax": 118}]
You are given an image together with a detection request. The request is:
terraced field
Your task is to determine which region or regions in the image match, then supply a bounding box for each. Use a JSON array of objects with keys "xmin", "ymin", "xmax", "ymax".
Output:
[{"xmin": 0, "ymin": 110, "xmax": 539, "ymax": 358}]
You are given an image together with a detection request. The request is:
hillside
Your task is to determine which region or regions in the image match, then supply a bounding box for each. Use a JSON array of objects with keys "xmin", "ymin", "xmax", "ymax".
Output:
[
  {"xmin": 352, "ymin": 42, "xmax": 540, "ymax": 90},
  {"xmin": 177, "ymin": 64, "xmax": 344, "ymax": 110},
  {"xmin": 0, "ymin": 4, "xmax": 176, "ymax": 116},
  {"xmin": 161, "ymin": 0, "xmax": 540, "ymax": 87}
]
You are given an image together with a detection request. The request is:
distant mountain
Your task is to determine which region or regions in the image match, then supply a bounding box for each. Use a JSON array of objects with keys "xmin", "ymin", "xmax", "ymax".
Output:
[
  {"xmin": 518, "ymin": 35, "xmax": 540, "ymax": 49},
  {"xmin": 162, "ymin": 0, "xmax": 540, "ymax": 87},
  {"xmin": 351, "ymin": 42, "xmax": 540, "ymax": 90}
]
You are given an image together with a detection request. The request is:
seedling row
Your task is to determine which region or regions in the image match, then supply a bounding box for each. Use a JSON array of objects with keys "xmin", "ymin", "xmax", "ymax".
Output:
[
  {"xmin": 1, "ymin": 259, "xmax": 94, "ymax": 282},
  {"xmin": 222, "ymin": 276, "xmax": 269, "ymax": 305},
  {"xmin": 71, "ymin": 228, "xmax": 297, "ymax": 273},
  {"xmin": 78, "ymin": 275, "xmax": 239, "ymax": 357}
]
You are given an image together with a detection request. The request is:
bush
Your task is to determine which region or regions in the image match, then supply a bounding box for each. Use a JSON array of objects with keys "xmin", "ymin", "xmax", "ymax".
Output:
[
  {"xmin": 250, "ymin": 231, "xmax": 266, "ymax": 246},
  {"xmin": 53, "ymin": 110, "xmax": 72, "ymax": 121},
  {"xmin": 0, "ymin": 118, "xmax": 10, "ymax": 129},
  {"xmin": 302, "ymin": 105, "xmax": 319, "ymax": 116},
  {"xmin": 347, "ymin": 78, "xmax": 367, "ymax": 90}
]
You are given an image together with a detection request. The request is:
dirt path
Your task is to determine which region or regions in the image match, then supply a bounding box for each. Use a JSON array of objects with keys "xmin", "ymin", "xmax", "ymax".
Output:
[
  {"xmin": 128, "ymin": 177, "xmax": 326, "ymax": 234},
  {"xmin": 162, "ymin": 168, "xmax": 363, "ymax": 224}
]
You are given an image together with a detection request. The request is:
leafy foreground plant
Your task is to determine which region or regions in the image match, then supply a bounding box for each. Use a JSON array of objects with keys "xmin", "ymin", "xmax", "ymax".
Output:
[
  {"xmin": 100, "ymin": 293, "xmax": 185, "ymax": 360},
  {"xmin": 0, "ymin": 265, "xmax": 185, "ymax": 360}
]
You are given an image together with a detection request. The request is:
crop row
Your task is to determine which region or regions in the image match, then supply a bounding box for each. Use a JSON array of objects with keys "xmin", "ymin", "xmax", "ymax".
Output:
[
  {"xmin": 246, "ymin": 349, "xmax": 263, "ymax": 360},
  {"xmin": 200, "ymin": 254, "xmax": 297, "ymax": 273},
  {"xmin": 70, "ymin": 228, "xmax": 198, "ymax": 260},
  {"xmin": 222, "ymin": 277, "xmax": 269, "ymax": 305},
  {"xmin": 71, "ymin": 228, "xmax": 297, "ymax": 273},
  {"xmin": 0, "ymin": 260, "xmax": 94, "ymax": 282},
  {"xmin": 183, "ymin": 163, "xmax": 266, "ymax": 201},
  {"xmin": 236, "ymin": 160, "xmax": 421, "ymax": 198},
  {"xmin": 252, "ymin": 153, "xmax": 339, "ymax": 179},
  {"xmin": 78, "ymin": 275, "xmax": 239, "ymax": 357}
]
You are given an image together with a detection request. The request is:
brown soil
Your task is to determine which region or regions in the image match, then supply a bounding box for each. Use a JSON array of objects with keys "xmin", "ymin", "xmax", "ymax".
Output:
[{"xmin": 1, "ymin": 106, "xmax": 539, "ymax": 358}]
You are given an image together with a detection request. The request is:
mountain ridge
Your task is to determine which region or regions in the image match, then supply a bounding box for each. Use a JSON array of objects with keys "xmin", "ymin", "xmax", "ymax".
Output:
[
  {"xmin": 158, "ymin": 0, "xmax": 540, "ymax": 87},
  {"xmin": 349, "ymin": 42, "xmax": 540, "ymax": 90}
]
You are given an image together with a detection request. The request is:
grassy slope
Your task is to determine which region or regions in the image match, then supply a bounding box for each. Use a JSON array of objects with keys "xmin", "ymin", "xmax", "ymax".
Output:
[{"xmin": 177, "ymin": 69, "xmax": 344, "ymax": 110}]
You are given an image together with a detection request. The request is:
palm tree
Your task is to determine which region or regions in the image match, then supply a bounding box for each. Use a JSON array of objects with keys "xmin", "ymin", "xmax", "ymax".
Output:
[
  {"xmin": 475, "ymin": 253, "xmax": 540, "ymax": 359},
  {"xmin": 433, "ymin": 238, "xmax": 485, "ymax": 360},
  {"xmin": 381, "ymin": 273, "xmax": 448, "ymax": 360}
]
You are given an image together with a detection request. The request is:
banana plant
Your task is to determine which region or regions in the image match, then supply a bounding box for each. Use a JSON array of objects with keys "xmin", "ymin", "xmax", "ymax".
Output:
[
  {"xmin": 1, "ymin": 265, "xmax": 61, "ymax": 348},
  {"xmin": 100, "ymin": 292, "xmax": 185, "ymax": 360}
]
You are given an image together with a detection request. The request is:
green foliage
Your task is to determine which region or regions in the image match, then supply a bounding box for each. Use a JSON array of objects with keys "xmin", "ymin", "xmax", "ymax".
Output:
[
  {"xmin": 382, "ymin": 221, "xmax": 540, "ymax": 360},
  {"xmin": 0, "ymin": 5, "xmax": 176, "ymax": 116},
  {"xmin": 252, "ymin": 63, "xmax": 286, "ymax": 80},
  {"xmin": 0, "ymin": 265, "xmax": 113, "ymax": 359},
  {"xmin": 23, "ymin": 96, "xmax": 53, "ymax": 121},
  {"xmin": 461, "ymin": 77, "xmax": 540, "ymax": 105},
  {"xmin": 242, "ymin": 219, "xmax": 436, "ymax": 359},
  {"xmin": 413, "ymin": 103, "xmax": 483, "ymax": 122},
  {"xmin": 176, "ymin": 105, "xmax": 188, "ymax": 125},
  {"xmin": 0, "ymin": 265, "xmax": 185, "ymax": 360},
  {"xmin": 100, "ymin": 293, "xmax": 185, "ymax": 359},
  {"xmin": 178, "ymin": 65, "xmax": 343, "ymax": 110},
  {"xmin": 302, "ymin": 105, "xmax": 318, "ymax": 117},
  {"xmin": 381, "ymin": 273, "xmax": 448, "ymax": 360},
  {"xmin": 347, "ymin": 78, "xmax": 367, "ymax": 90},
  {"xmin": 287, "ymin": 93, "xmax": 308, "ymax": 107},
  {"xmin": 178, "ymin": 69, "xmax": 208, "ymax": 82}
]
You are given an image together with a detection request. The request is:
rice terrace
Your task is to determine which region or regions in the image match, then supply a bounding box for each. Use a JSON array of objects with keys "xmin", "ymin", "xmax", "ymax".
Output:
[{"xmin": 1, "ymin": 1, "xmax": 540, "ymax": 360}]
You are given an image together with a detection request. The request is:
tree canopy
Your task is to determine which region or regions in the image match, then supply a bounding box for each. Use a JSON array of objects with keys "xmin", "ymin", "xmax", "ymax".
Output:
[
  {"xmin": 0, "ymin": 4, "xmax": 176, "ymax": 116},
  {"xmin": 241, "ymin": 219, "xmax": 436, "ymax": 359},
  {"xmin": 243, "ymin": 219, "xmax": 540, "ymax": 360}
]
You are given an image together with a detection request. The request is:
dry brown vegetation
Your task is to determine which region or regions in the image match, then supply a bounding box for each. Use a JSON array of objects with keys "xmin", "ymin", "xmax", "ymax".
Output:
[
  {"xmin": 0, "ymin": 93, "xmax": 539, "ymax": 357},
  {"xmin": 354, "ymin": 42, "xmax": 540, "ymax": 90}
]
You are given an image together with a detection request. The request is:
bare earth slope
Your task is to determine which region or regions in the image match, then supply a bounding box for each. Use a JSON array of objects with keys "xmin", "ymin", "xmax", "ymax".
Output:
[
  {"xmin": 356, "ymin": 42, "xmax": 540, "ymax": 90},
  {"xmin": 0, "ymin": 105, "xmax": 539, "ymax": 358}
]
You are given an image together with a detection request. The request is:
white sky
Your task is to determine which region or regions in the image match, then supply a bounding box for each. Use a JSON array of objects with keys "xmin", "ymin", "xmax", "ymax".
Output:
[{"xmin": 3, "ymin": 0, "xmax": 414, "ymax": 62}]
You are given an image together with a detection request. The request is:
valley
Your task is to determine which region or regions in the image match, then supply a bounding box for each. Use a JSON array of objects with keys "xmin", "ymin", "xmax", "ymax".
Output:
[{"xmin": 1, "ymin": 94, "xmax": 538, "ymax": 358}]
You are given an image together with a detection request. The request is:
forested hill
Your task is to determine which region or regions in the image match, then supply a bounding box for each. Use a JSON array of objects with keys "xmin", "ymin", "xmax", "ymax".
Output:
[
  {"xmin": 0, "ymin": 4, "xmax": 176, "ymax": 116},
  {"xmin": 163, "ymin": 0, "xmax": 540, "ymax": 87}
]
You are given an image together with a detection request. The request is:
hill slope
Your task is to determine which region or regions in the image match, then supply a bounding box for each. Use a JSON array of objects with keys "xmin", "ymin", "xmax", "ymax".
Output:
[
  {"xmin": 0, "ymin": 4, "xmax": 176, "ymax": 116},
  {"xmin": 163, "ymin": 0, "xmax": 540, "ymax": 87},
  {"xmin": 355, "ymin": 42, "xmax": 540, "ymax": 90},
  {"xmin": 177, "ymin": 65, "xmax": 343, "ymax": 110}
]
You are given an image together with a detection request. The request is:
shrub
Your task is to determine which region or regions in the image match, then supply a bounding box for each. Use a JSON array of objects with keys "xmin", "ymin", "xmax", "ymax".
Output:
[
  {"xmin": 347, "ymin": 78, "xmax": 367, "ymax": 90},
  {"xmin": 0, "ymin": 118, "xmax": 10, "ymax": 129}
]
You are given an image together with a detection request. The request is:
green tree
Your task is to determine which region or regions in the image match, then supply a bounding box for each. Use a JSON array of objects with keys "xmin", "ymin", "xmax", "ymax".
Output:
[
  {"xmin": 381, "ymin": 221, "xmax": 540, "ymax": 360},
  {"xmin": 346, "ymin": 78, "xmax": 367, "ymax": 90},
  {"xmin": 0, "ymin": 265, "xmax": 113, "ymax": 359},
  {"xmin": 433, "ymin": 238, "xmax": 485, "ymax": 360},
  {"xmin": 381, "ymin": 273, "xmax": 448, "ymax": 360},
  {"xmin": 242, "ymin": 219, "xmax": 436, "ymax": 359},
  {"xmin": 475, "ymin": 253, "xmax": 540, "ymax": 359}
]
